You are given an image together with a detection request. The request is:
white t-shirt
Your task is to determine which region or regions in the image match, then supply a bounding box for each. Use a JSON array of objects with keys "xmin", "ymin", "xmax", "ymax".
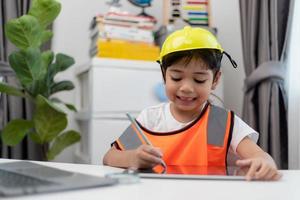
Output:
[{"xmin": 136, "ymin": 102, "xmax": 259, "ymax": 155}]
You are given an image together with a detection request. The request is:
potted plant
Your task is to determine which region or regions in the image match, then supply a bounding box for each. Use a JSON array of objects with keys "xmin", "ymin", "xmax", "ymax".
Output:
[{"xmin": 0, "ymin": 0, "xmax": 81, "ymax": 160}]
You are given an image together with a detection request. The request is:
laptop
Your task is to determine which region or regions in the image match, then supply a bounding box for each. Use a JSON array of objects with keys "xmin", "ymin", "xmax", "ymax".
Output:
[
  {"xmin": 137, "ymin": 165, "xmax": 248, "ymax": 180},
  {"xmin": 0, "ymin": 161, "xmax": 118, "ymax": 197}
]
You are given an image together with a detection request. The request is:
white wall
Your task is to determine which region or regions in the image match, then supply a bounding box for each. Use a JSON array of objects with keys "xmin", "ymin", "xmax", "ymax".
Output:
[
  {"xmin": 287, "ymin": 0, "xmax": 300, "ymax": 169},
  {"xmin": 51, "ymin": 0, "xmax": 244, "ymax": 163},
  {"xmin": 210, "ymin": 0, "xmax": 245, "ymax": 117}
]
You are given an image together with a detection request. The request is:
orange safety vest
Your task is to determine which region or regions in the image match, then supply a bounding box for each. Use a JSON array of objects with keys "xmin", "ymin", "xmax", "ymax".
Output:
[{"xmin": 116, "ymin": 103, "xmax": 234, "ymax": 169}]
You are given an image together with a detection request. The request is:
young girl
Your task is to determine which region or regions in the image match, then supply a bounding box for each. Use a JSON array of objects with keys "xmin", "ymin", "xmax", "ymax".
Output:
[{"xmin": 103, "ymin": 26, "xmax": 281, "ymax": 181}]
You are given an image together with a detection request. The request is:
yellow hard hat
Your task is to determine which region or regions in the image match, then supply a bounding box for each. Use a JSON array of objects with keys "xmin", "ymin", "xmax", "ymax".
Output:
[
  {"xmin": 158, "ymin": 26, "xmax": 237, "ymax": 68},
  {"xmin": 159, "ymin": 26, "xmax": 223, "ymax": 62}
]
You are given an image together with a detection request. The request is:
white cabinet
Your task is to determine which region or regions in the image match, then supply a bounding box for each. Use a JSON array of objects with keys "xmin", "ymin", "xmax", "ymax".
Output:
[{"xmin": 74, "ymin": 58, "xmax": 163, "ymax": 164}]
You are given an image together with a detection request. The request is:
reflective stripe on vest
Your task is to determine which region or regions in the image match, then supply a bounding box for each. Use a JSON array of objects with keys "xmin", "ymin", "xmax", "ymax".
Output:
[
  {"xmin": 116, "ymin": 123, "xmax": 147, "ymax": 150},
  {"xmin": 208, "ymin": 105, "xmax": 228, "ymax": 146},
  {"xmin": 115, "ymin": 104, "xmax": 234, "ymax": 167}
]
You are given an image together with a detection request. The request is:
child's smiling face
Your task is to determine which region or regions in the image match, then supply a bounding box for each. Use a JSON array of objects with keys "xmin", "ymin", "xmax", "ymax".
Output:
[{"xmin": 165, "ymin": 57, "xmax": 221, "ymax": 121}]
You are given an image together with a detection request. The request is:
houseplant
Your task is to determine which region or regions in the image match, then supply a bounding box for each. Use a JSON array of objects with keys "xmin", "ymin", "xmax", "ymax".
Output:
[{"xmin": 0, "ymin": 0, "xmax": 80, "ymax": 160}]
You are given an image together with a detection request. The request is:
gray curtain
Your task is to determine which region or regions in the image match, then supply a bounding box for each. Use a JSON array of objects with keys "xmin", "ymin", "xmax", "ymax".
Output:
[
  {"xmin": 240, "ymin": 0, "xmax": 291, "ymax": 169},
  {"xmin": 0, "ymin": 0, "xmax": 44, "ymax": 160}
]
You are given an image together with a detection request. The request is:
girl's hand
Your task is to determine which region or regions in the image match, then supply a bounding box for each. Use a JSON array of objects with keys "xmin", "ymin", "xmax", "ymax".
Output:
[
  {"xmin": 129, "ymin": 144, "xmax": 164, "ymax": 169},
  {"xmin": 236, "ymin": 153, "xmax": 282, "ymax": 181}
]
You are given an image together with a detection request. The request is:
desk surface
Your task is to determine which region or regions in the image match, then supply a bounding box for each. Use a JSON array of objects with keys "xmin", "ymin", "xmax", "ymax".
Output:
[{"xmin": 0, "ymin": 159, "xmax": 299, "ymax": 200}]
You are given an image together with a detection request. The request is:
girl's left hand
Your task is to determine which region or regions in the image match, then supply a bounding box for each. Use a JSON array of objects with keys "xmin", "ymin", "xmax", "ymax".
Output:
[{"xmin": 236, "ymin": 154, "xmax": 282, "ymax": 181}]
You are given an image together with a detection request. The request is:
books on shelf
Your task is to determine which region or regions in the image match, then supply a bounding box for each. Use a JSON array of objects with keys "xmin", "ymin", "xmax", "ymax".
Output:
[
  {"xmin": 88, "ymin": 11, "xmax": 159, "ymax": 61},
  {"xmin": 103, "ymin": 12, "xmax": 156, "ymax": 29},
  {"xmin": 99, "ymin": 24, "xmax": 154, "ymax": 43},
  {"xmin": 96, "ymin": 39, "xmax": 160, "ymax": 61}
]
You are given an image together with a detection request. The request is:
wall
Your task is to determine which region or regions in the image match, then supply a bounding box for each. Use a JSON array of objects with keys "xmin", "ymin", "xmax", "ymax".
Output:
[
  {"xmin": 287, "ymin": 0, "xmax": 300, "ymax": 169},
  {"xmin": 51, "ymin": 0, "xmax": 245, "ymax": 163},
  {"xmin": 210, "ymin": 0, "xmax": 245, "ymax": 116}
]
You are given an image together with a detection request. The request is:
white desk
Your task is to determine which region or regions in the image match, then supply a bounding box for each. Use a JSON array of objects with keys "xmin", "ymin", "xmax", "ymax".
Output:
[{"xmin": 0, "ymin": 159, "xmax": 299, "ymax": 200}]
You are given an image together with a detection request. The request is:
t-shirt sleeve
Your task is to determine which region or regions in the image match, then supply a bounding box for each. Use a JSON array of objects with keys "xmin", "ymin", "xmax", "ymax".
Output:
[
  {"xmin": 136, "ymin": 104, "xmax": 163, "ymax": 130},
  {"xmin": 136, "ymin": 108, "xmax": 147, "ymax": 126},
  {"xmin": 230, "ymin": 115, "xmax": 259, "ymax": 154}
]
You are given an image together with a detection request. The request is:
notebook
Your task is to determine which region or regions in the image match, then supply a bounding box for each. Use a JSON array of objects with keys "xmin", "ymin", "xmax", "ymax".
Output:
[
  {"xmin": 0, "ymin": 161, "xmax": 117, "ymax": 197},
  {"xmin": 137, "ymin": 165, "xmax": 247, "ymax": 180}
]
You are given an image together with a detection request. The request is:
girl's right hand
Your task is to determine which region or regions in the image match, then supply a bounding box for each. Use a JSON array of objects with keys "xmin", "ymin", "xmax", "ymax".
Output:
[{"xmin": 130, "ymin": 144, "xmax": 164, "ymax": 169}]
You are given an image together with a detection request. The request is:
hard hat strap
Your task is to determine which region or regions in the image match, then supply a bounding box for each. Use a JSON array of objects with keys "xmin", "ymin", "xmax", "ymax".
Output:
[{"xmin": 223, "ymin": 51, "xmax": 238, "ymax": 68}]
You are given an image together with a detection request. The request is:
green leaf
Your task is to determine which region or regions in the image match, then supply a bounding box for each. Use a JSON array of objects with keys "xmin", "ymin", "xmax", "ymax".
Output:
[
  {"xmin": 5, "ymin": 15, "xmax": 42, "ymax": 50},
  {"xmin": 41, "ymin": 30, "xmax": 53, "ymax": 44},
  {"xmin": 8, "ymin": 48, "xmax": 49, "ymax": 97},
  {"xmin": 54, "ymin": 54, "xmax": 75, "ymax": 72},
  {"xmin": 47, "ymin": 130, "xmax": 80, "ymax": 160},
  {"xmin": 49, "ymin": 97, "xmax": 61, "ymax": 103},
  {"xmin": 46, "ymin": 54, "xmax": 75, "ymax": 92},
  {"xmin": 0, "ymin": 82, "xmax": 27, "ymax": 98},
  {"xmin": 65, "ymin": 103, "xmax": 77, "ymax": 112},
  {"xmin": 48, "ymin": 54, "xmax": 75, "ymax": 80},
  {"xmin": 30, "ymin": 79, "xmax": 49, "ymax": 97},
  {"xmin": 50, "ymin": 98, "xmax": 77, "ymax": 112},
  {"xmin": 1, "ymin": 119, "xmax": 34, "ymax": 146},
  {"xmin": 50, "ymin": 81, "xmax": 74, "ymax": 94},
  {"xmin": 8, "ymin": 48, "xmax": 46, "ymax": 89},
  {"xmin": 28, "ymin": 131, "xmax": 43, "ymax": 144},
  {"xmin": 33, "ymin": 95, "xmax": 67, "ymax": 143},
  {"xmin": 41, "ymin": 50, "xmax": 54, "ymax": 97},
  {"xmin": 28, "ymin": 0, "xmax": 61, "ymax": 28},
  {"xmin": 42, "ymin": 50, "xmax": 54, "ymax": 68}
]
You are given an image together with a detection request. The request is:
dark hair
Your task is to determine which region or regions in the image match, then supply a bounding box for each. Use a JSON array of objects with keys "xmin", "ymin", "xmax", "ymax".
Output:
[{"xmin": 161, "ymin": 49, "xmax": 223, "ymax": 80}]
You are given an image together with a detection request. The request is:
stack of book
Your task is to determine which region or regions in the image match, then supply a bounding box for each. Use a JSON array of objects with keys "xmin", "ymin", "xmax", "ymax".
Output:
[{"xmin": 89, "ymin": 12, "xmax": 160, "ymax": 61}]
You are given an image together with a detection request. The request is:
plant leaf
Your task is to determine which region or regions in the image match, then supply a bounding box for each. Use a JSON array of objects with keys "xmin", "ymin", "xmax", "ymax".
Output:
[
  {"xmin": 8, "ymin": 48, "xmax": 45, "ymax": 89},
  {"xmin": 41, "ymin": 50, "xmax": 55, "ymax": 97},
  {"xmin": 46, "ymin": 130, "xmax": 80, "ymax": 160},
  {"xmin": 46, "ymin": 54, "xmax": 75, "ymax": 92},
  {"xmin": 41, "ymin": 30, "xmax": 53, "ymax": 44},
  {"xmin": 33, "ymin": 95, "xmax": 67, "ymax": 143},
  {"xmin": 49, "ymin": 97, "xmax": 61, "ymax": 103},
  {"xmin": 48, "ymin": 54, "xmax": 75, "ymax": 79},
  {"xmin": 54, "ymin": 54, "xmax": 75, "ymax": 72},
  {"xmin": 50, "ymin": 98, "xmax": 77, "ymax": 112},
  {"xmin": 28, "ymin": 0, "xmax": 61, "ymax": 29},
  {"xmin": 65, "ymin": 103, "xmax": 77, "ymax": 112},
  {"xmin": 41, "ymin": 50, "xmax": 54, "ymax": 68},
  {"xmin": 0, "ymin": 82, "xmax": 27, "ymax": 98},
  {"xmin": 8, "ymin": 48, "xmax": 50, "ymax": 97},
  {"xmin": 28, "ymin": 131, "xmax": 43, "ymax": 144},
  {"xmin": 1, "ymin": 119, "xmax": 34, "ymax": 146},
  {"xmin": 50, "ymin": 80, "xmax": 74, "ymax": 95},
  {"xmin": 4, "ymin": 15, "xmax": 42, "ymax": 50}
]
